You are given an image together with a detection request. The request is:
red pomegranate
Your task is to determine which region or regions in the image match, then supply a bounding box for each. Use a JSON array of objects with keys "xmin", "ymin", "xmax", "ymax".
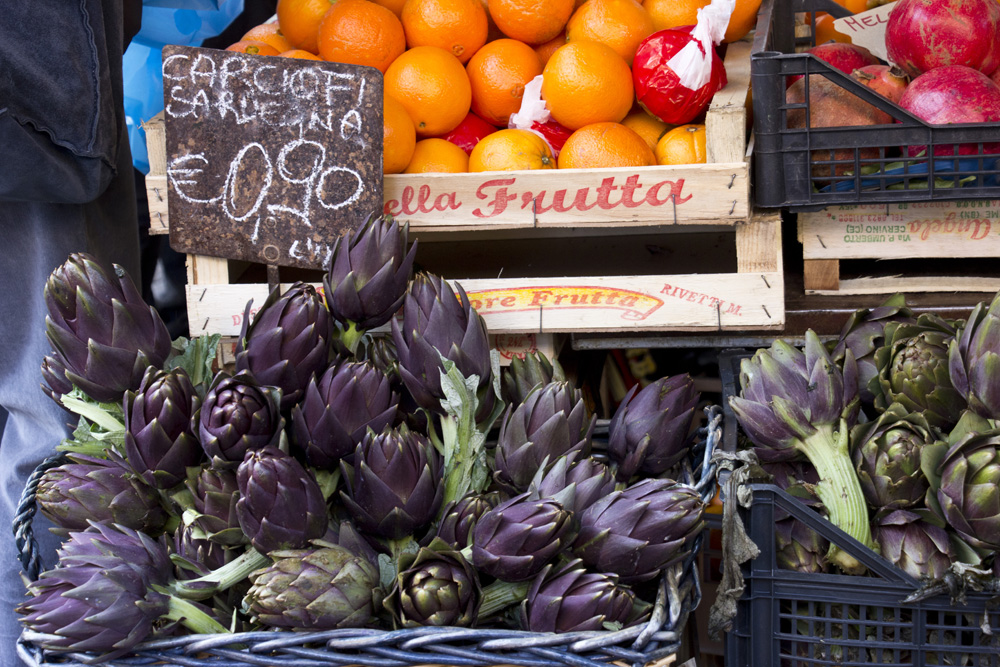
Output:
[
  {"xmin": 441, "ymin": 113, "xmax": 498, "ymax": 155},
  {"xmin": 788, "ymin": 43, "xmax": 879, "ymax": 87},
  {"xmin": 852, "ymin": 65, "xmax": 909, "ymax": 104},
  {"xmin": 886, "ymin": 0, "xmax": 1000, "ymax": 77},
  {"xmin": 899, "ymin": 65, "xmax": 1000, "ymax": 157},
  {"xmin": 787, "ymin": 75, "xmax": 892, "ymax": 179}
]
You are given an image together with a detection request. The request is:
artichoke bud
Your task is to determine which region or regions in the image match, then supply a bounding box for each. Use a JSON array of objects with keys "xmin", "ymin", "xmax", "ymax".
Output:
[
  {"xmin": 246, "ymin": 544, "xmax": 381, "ymax": 629},
  {"xmin": 851, "ymin": 403, "xmax": 934, "ymax": 511},
  {"xmin": 502, "ymin": 351, "xmax": 565, "ymax": 408},
  {"xmin": 521, "ymin": 558, "xmax": 638, "ymax": 633},
  {"xmin": 40, "ymin": 353, "xmax": 74, "ymax": 406},
  {"xmin": 873, "ymin": 508, "xmax": 954, "ymax": 581},
  {"xmin": 607, "ymin": 373, "xmax": 700, "ymax": 482},
  {"xmin": 195, "ymin": 371, "xmax": 284, "ymax": 469},
  {"xmin": 172, "ymin": 465, "xmax": 246, "ymax": 546},
  {"xmin": 774, "ymin": 503, "xmax": 829, "ymax": 574},
  {"xmin": 434, "ymin": 492, "xmax": 502, "ymax": 548},
  {"xmin": 387, "ymin": 538, "xmax": 481, "ymax": 627},
  {"xmin": 43, "ymin": 252, "xmax": 171, "ymax": 403},
  {"xmin": 528, "ymin": 451, "xmax": 614, "ymax": 514},
  {"xmin": 472, "ymin": 493, "xmax": 578, "ymax": 582},
  {"xmin": 949, "ymin": 292, "xmax": 1000, "ymax": 420},
  {"xmin": 325, "ymin": 213, "xmax": 417, "ymax": 332}
]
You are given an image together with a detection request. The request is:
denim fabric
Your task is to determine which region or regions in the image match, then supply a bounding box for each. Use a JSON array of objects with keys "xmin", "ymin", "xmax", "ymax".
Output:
[{"xmin": 0, "ymin": 0, "xmax": 141, "ymax": 663}]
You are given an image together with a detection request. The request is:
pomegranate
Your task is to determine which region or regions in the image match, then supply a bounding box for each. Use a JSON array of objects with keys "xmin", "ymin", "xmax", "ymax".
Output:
[
  {"xmin": 441, "ymin": 113, "xmax": 497, "ymax": 155},
  {"xmin": 787, "ymin": 75, "xmax": 892, "ymax": 179},
  {"xmin": 898, "ymin": 65, "xmax": 1000, "ymax": 157},
  {"xmin": 788, "ymin": 43, "xmax": 879, "ymax": 87},
  {"xmin": 886, "ymin": 0, "xmax": 1000, "ymax": 77},
  {"xmin": 852, "ymin": 65, "xmax": 909, "ymax": 104}
]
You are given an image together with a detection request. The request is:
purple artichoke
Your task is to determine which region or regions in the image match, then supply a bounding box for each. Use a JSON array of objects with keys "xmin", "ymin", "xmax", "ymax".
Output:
[
  {"xmin": 325, "ymin": 213, "xmax": 417, "ymax": 332},
  {"xmin": 340, "ymin": 424, "xmax": 442, "ymax": 540},
  {"xmin": 607, "ymin": 374, "xmax": 700, "ymax": 482},
  {"xmin": 530, "ymin": 451, "xmax": 614, "ymax": 514},
  {"xmin": 246, "ymin": 544, "xmax": 381, "ymax": 629},
  {"xmin": 949, "ymin": 292, "xmax": 1000, "ymax": 419},
  {"xmin": 196, "ymin": 371, "xmax": 283, "ymax": 468},
  {"xmin": 36, "ymin": 453, "xmax": 168, "ymax": 537},
  {"xmin": 171, "ymin": 466, "xmax": 245, "ymax": 546},
  {"xmin": 235, "ymin": 282, "xmax": 333, "ymax": 410},
  {"xmin": 502, "ymin": 350, "xmax": 565, "ymax": 408},
  {"xmin": 291, "ymin": 360, "xmax": 398, "ymax": 469},
  {"xmin": 873, "ymin": 509, "xmax": 953, "ymax": 580},
  {"xmin": 494, "ymin": 381, "xmax": 595, "ymax": 491},
  {"xmin": 573, "ymin": 478, "xmax": 704, "ymax": 583},
  {"xmin": 17, "ymin": 524, "xmax": 171, "ymax": 659},
  {"xmin": 434, "ymin": 492, "xmax": 502, "ymax": 548},
  {"xmin": 171, "ymin": 523, "xmax": 234, "ymax": 579},
  {"xmin": 40, "ymin": 354, "xmax": 73, "ymax": 404},
  {"xmin": 521, "ymin": 559, "xmax": 636, "ymax": 633},
  {"xmin": 851, "ymin": 403, "xmax": 932, "ymax": 511},
  {"xmin": 124, "ymin": 366, "xmax": 203, "ymax": 489},
  {"xmin": 43, "ymin": 252, "xmax": 171, "ymax": 403},
  {"xmin": 391, "ymin": 273, "xmax": 494, "ymax": 420},
  {"xmin": 236, "ymin": 446, "xmax": 329, "ymax": 554},
  {"xmin": 387, "ymin": 538, "xmax": 481, "ymax": 627},
  {"xmin": 472, "ymin": 493, "xmax": 577, "ymax": 582}
]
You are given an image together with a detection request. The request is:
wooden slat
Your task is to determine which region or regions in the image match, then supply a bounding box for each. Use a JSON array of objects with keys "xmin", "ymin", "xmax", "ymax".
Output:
[
  {"xmin": 736, "ymin": 211, "xmax": 782, "ymax": 273},
  {"xmin": 800, "ymin": 200, "xmax": 1000, "ymax": 260},
  {"xmin": 803, "ymin": 259, "xmax": 840, "ymax": 292},
  {"xmin": 145, "ymin": 174, "xmax": 170, "ymax": 235},
  {"xmin": 143, "ymin": 112, "xmax": 170, "ymax": 235},
  {"xmin": 707, "ymin": 40, "xmax": 750, "ymax": 165},
  {"xmin": 807, "ymin": 275, "xmax": 1000, "ymax": 296},
  {"xmin": 186, "ymin": 255, "xmax": 230, "ymax": 286}
]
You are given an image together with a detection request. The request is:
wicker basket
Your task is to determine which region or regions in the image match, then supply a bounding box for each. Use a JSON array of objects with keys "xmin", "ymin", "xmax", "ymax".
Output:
[{"xmin": 13, "ymin": 406, "xmax": 722, "ymax": 667}]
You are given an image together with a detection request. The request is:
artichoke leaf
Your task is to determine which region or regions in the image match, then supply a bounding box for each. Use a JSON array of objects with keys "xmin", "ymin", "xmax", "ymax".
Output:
[{"xmin": 166, "ymin": 334, "xmax": 221, "ymax": 392}]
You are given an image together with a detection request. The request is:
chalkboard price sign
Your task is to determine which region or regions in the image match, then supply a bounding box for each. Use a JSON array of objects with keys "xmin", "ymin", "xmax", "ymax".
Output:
[{"xmin": 162, "ymin": 45, "xmax": 383, "ymax": 270}]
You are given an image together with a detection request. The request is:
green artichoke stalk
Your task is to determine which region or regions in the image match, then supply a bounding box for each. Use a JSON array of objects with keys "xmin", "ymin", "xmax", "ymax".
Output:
[
  {"xmin": 237, "ymin": 446, "xmax": 329, "ymax": 554},
  {"xmin": 851, "ymin": 403, "xmax": 934, "ymax": 510},
  {"xmin": 495, "ymin": 381, "xmax": 595, "ymax": 491},
  {"xmin": 472, "ymin": 493, "xmax": 577, "ymax": 582},
  {"xmin": 235, "ymin": 282, "xmax": 334, "ymax": 411},
  {"xmin": 502, "ymin": 351, "xmax": 565, "ymax": 408},
  {"xmin": 124, "ymin": 366, "xmax": 204, "ymax": 490},
  {"xmin": 386, "ymin": 538, "xmax": 481, "ymax": 627},
  {"xmin": 729, "ymin": 330, "xmax": 872, "ymax": 574},
  {"xmin": 520, "ymin": 559, "xmax": 637, "ymax": 633},
  {"xmin": 245, "ymin": 544, "xmax": 381, "ymax": 629},
  {"xmin": 872, "ymin": 314, "xmax": 966, "ymax": 429},
  {"xmin": 43, "ymin": 252, "xmax": 172, "ymax": 403},
  {"xmin": 573, "ymin": 478, "xmax": 704, "ymax": 583},
  {"xmin": 325, "ymin": 213, "xmax": 417, "ymax": 353},
  {"xmin": 195, "ymin": 371, "xmax": 284, "ymax": 469},
  {"xmin": 36, "ymin": 452, "xmax": 168, "ymax": 537},
  {"xmin": 607, "ymin": 373, "xmax": 700, "ymax": 482},
  {"xmin": 873, "ymin": 508, "xmax": 954, "ymax": 580},
  {"xmin": 949, "ymin": 292, "xmax": 1000, "ymax": 419},
  {"xmin": 832, "ymin": 293, "xmax": 915, "ymax": 410},
  {"xmin": 922, "ymin": 411, "xmax": 1000, "ymax": 552},
  {"xmin": 17, "ymin": 524, "xmax": 227, "ymax": 660}
]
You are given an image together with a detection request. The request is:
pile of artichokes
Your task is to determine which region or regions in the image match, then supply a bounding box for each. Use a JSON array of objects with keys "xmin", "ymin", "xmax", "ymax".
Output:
[
  {"xmin": 732, "ymin": 294, "xmax": 1000, "ymax": 580},
  {"xmin": 19, "ymin": 214, "xmax": 709, "ymax": 662}
]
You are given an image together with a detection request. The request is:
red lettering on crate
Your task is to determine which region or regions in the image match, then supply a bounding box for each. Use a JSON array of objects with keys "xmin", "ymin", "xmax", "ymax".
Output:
[
  {"xmin": 908, "ymin": 215, "xmax": 991, "ymax": 241},
  {"xmin": 466, "ymin": 286, "xmax": 663, "ymax": 321},
  {"xmin": 660, "ymin": 284, "xmax": 742, "ymax": 316},
  {"xmin": 383, "ymin": 184, "xmax": 462, "ymax": 217}
]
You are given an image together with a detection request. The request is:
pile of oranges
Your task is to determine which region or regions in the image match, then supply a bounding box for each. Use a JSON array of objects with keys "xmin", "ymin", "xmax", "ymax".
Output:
[{"xmin": 228, "ymin": 0, "xmax": 760, "ymax": 174}]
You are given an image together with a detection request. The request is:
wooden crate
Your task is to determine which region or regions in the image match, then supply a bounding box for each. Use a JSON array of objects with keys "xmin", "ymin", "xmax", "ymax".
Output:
[
  {"xmin": 799, "ymin": 200, "xmax": 1000, "ymax": 295},
  {"xmin": 142, "ymin": 39, "xmax": 752, "ymax": 236}
]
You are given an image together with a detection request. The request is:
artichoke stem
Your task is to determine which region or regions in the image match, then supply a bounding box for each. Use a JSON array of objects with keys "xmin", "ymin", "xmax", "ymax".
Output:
[
  {"xmin": 478, "ymin": 580, "xmax": 530, "ymax": 619},
  {"xmin": 171, "ymin": 548, "xmax": 270, "ymax": 600},
  {"xmin": 340, "ymin": 322, "xmax": 364, "ymax": 356},
  {"xmin": 797, "ymin": 421, "xmax": 874, "ymax": 575},
  {"xmin": 161, "ymin": 593, "xmax": 231, "ymax": 635}
]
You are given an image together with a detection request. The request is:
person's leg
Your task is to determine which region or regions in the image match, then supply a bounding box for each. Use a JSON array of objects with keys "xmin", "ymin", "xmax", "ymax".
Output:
[{"xmin": 0, "ymin": 125, "xmax": 139, "ymax": 665}]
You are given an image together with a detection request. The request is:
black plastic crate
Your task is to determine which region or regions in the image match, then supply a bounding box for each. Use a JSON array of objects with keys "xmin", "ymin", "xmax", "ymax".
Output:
[
  {"xmin": 752, "ymin": 0, "xmax": 1000, "ymax": 208},
  {"xmin": 725, "ymin": 484, "xmax": 1000, "ymax": 667}
]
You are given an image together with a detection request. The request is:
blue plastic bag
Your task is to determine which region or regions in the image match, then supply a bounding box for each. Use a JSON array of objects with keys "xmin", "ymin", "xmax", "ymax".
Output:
[{"xmin": 124, "ymin": 0, "xmax": 246, "ymax": 173}]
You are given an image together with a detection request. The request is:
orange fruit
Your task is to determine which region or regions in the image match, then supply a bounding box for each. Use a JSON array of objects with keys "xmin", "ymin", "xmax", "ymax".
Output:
[
  {"xmin": 225, "ymin": 40, "xmax": 281, "ymax": 56},
  {"xmin": 401, "ymin": 0, "xmax": 488, "ymax": 63},
  {"xmin": 565, "ymin": 0, "xmax": 654, "ymax": 65},
  {"xmin": 622, "ymin": 110, "xmax": 673, "ymax": 152},
  {"xmin": 317, "ymin": 0, "xmax": 406, "ymax": 73},
  {"xmin": 540, "ymin": 41, "xmax": 633, "ymax": 130},
  {"xmin": 469, "ymin": 129, "xmax": 556, "ymax": 170},
  {"xmin": 242, "ymin": 23, "xmax": 294, "ymax": 53},
  {"xmin": 723, "ymin": 0, "xmax": 763, "ymax": 42},
  {"xmin": 655, "ymin": 123, "xmax": 707, "ymax": 165},
  {"xmin": 557, "ymin": 122, "xmax": 655, "ymax": 168},
  {"xmin": 405, "ymin": 138, "xmax": 470, "ymax": 172},
  {"xmin": 384, "ymin": 46, "xmax": 473, "ymax": 137},
  {"xmin": 833, "ymin": 0, "xmax": 870, "ymax": 13},
  {"xmin": 813, "ymin": 13, "xmax": 852, "ymax": 44},
  {"xmin": 489, "ymin": 0, "xmax": 574, "ymax": 44},
  {"xmin": 384, "ymin": 94, "xmax": 417, "ymax": 174},
  {"xmin": 280, "ymin": 48, "xmax": 325, "ymax": 59},
  {"xmin": 643, "ymin": 0, "xmax": 708, "ymax": 31},
  {"xmin": 277, "ymin": 0, "xmax": 335, "ymax": 53},
  {"xmin": 467, "ymin": 39, "xmax": 543, "ymax": 126},
  {"xmin": 533, "ymin": 31, "xmax": 566, "ymax": 66},
  {"xmin": 372, "ymin": 0, "xmax": 409, "ymax": 16}
]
